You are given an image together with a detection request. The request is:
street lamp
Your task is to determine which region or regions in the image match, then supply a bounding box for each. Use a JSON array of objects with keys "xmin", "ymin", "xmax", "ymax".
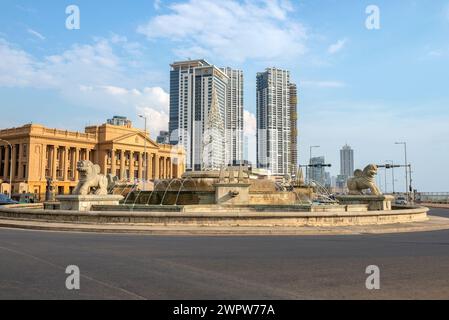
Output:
[
  {"xmin": 139, "ymin": 115, "xmax": 148, "ymax": 191},
  {"xmin": 395, "ymin": 142, "xmax": 408, "ymax": 200},
  {"xmin": 0, "ymin": 138, "xmax": 13, "ymax": 198},
  {"xmin": 308, "ymin": 145, "xmax": 320, "ymax": 183}
]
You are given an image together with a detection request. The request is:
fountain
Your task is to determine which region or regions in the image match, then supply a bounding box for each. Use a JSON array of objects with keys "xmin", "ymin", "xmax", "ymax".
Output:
[{"xmin": 0, "ymin": 162, "xmax": 430, "ymax": 232}]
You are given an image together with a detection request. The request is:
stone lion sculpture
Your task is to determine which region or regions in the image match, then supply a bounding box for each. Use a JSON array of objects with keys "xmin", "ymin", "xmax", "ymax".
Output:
[
  {"xmin": 73, "ymin": 160, "xmax": 112, "ymax": 196},
  {"xmin": 347, "ymin": 164, "xmax": 382, "ymax": 196}
]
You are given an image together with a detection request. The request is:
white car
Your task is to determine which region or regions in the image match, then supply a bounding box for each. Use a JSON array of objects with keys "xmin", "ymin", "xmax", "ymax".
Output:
[{"xmin": 395, "ymin": 197, "xmax": 408, "ymax": 206}]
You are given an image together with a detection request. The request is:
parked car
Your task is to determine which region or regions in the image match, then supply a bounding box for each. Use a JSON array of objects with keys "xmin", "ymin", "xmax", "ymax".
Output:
[
  {"xmin": 11, "ymin": 193, "xmax": 38, "ymax": 204},
  {"xmin": 395, "ymin": 196, "xmax": 408, "ymax": 206},
  {"xmin": 0, "ymin": 194, "xmax": 19, "ymax": 205}
]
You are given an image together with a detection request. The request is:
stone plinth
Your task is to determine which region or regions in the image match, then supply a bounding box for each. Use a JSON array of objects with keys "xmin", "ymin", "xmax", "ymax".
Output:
[
  {"xmin": 336, "ymin": 195, "xmax": 395, "ymax": 211},
  {"xmin": 214, "ymin": 183, "xmax": 251, "ymax": 205},
  {"xmin": 56, "ymin": 195, "xmax": 124, "ymax": 212}
]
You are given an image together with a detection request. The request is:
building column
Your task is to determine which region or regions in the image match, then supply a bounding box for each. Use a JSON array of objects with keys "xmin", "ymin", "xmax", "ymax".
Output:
[
  {"xmin": 0, "ymin": 147, "xmax": 3, "ymax": 179},
  {"xmin": 52, "ymin": 146, "xmax": 58, "ymax": 179},
  {"xmin": 40, "ymin": 145, "xmax": 47, "ymax": 181},
  {"xmin": 120, "ymin": 150, "xmax": 125, "ymax": 180},
  {"xmin": 4, "ymin": 146, "xmax": 10, "ymax": 181},
  {"xmin": 129, "ymin": 151, "xmax": 135, "ymax": 182},
  {"xmin": 154, "ymin": 155, "xmax": 160, "ymax": 180},
  {"xmin": 111, "ymin": 149, "xmax": 116, "ymax": 177},
  {"xmin": 165, "ymin": 158, "xmax": 168, "ymax": 179},
  {"xmin": 63, "ymin": 147, "xmax": 69, "ymax": 181},
  {"xmin": 68, "ymin": 148, "xmax": 73, "ymax": 179},
  {"xmin": 86, "ymin": 149, "xmax": 91, "ymax": 162},
  {"xmin": 138, "ymin": 152, "xmax": 143, "ymax": 181},
  {"xmin": 10, "ymin": 144, "xmax": 17, "ymax": 181},
  {"xmin": 74, "ymin": 148, "xmax": 79, "ymax": 181},
  {"xmin": 17, "ymin": 144, "xmax": 24, "ymax": 179},
  {"xmin": 103, "ymin": 150, "xmax": 108, "ymax": 175},
  {"xmin": 158, "ymin": 156, "xmax": 163, "ymax": 179},
  {"xmin": 166, "ymin": 157, "xmax": 170, "ymax": 179},
  {"xmin": 147, "ymin": 153, "xmax": 152, "ymax": 180}
]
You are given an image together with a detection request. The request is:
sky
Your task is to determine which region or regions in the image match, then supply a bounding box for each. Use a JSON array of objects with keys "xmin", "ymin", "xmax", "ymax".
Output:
[{"xmin": 0, "ymin": 0, "xmax": 449, "ymax": 192}]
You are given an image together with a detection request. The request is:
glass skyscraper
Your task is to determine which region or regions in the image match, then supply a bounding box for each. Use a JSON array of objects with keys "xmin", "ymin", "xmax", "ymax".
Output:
[
  {"xmin": 169, "ymin": 60, "xmax": 243, "ymax": 170},
  {"xmin": 256, "ymin": 68, "xmax": 297, "ymax": 176}
]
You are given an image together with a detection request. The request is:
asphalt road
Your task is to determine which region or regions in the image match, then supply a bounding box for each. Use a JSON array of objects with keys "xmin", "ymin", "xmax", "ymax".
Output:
[{"xmin": 0, "ymin": 208, "xmax": 449, "ymax": 300}]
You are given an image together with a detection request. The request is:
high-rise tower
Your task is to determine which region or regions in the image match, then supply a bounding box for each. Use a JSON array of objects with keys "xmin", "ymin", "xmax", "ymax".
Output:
[
  {"xmin": 169, "ymin": 60, "xmax": 243, "ymax": 170},
  {"xmin": 256, "ymin": 68, "xmax": 296, "ymax": 176},
  {"xmin": 340, "ymin": 144, "xmax": 354, "ymax": 177},
  {"xmin": 221, "ymin": 67, "xmax": 244, "ymax": 165}
]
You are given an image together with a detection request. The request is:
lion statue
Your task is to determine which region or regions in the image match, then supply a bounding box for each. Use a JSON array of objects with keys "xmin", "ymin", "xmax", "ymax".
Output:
[
  {"xmin": 73, "ymin": 160, "xmax": 115, "ymax": 196},
  {"xmin": 347, "ymin": 164, "xmax": 382, "ymax": 196}
]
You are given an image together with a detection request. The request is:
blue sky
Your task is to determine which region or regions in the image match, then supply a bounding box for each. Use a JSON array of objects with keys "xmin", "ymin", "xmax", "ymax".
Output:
[{"xmin": 1, "ymin": 0, "xmax": 449, "ymax": 191}]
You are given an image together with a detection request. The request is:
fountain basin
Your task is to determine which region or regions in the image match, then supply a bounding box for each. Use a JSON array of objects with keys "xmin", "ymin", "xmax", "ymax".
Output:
[{"xmin": 0, "ymin": 204, "xmax": 429, "ymax": 227}]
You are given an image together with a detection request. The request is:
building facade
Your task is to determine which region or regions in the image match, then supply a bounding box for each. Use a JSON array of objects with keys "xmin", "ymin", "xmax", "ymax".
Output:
[
  {"xmin": 256, "ymin": 67, "xmax": 296, "ymax": 176},
  {"xmin": 309, "ymin": 156, "xmax": 326, "ymax": 186},
  {"xmin": 0, "ymin": 117, "xmax": 185, "ymax": 199},
  {"xmin": 156, "ymin": 131, "xmax": 170, "ymax": 144},
  {"xmin": 222, "ymin": 67, "xmax": 244, "ymax": 165},
  {"xmin": 289, "ymin": 83, "xmax": 298, "ymax": 174},
  {"xmin": 169, "ymin": 60, "xmax": 244, "ymax": 170},
  {"xmin": 340, "ymin": 144, "xmax": 354, "ymax": 177}
]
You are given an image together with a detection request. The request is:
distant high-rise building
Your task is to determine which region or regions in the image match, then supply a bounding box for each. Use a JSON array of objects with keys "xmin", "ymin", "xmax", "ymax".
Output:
[
  {"xmin": 340, "ymin": 144, "xmax": 354, "ymax": 177},
  {"xmin": 336, "ymin": 174, "xmax": 348, "ymax": 190},
  {"xmin": 156, "ymin": 131, "xmax": 170, "ymax": 144},
  {"xmin": 221, "ymin": 67, "xmax": 244, "ymax": 165},
  {"xmin": 324, "ymin": 172, "xmax": 332, "ymax": 188},
  {"xmin": 107, "ymin": 116, "xmax": 132, "ymax": 128},
  {"xmin": 256, "ymin": 67, "xmax": 296, "ymax": 175},
  {"xmin": 169, "ymin": 60, "xmax": 243, "ymax": 170},
  {"xmin": 289, "ymin": 83, "xmax": 298, "ymax": 174},
  {"xmin": 339, "ymin": 144, "xmax": 354, "ymax": 189},
  {"xmin": 309, "ymin": 156, "xmax": 326, "ymax": 185}
]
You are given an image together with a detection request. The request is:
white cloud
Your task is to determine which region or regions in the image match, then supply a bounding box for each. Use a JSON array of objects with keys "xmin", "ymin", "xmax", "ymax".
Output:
[
  {"xmin": 427, "ymin": 50, "xmax": 443, "ymax": 57},
  {"xmin": 244, "ymin": 110, "xmax": 257, "ymax": 135},
  {"xmin": 301, "ymin": 80, "xmax": 347, "ymax": 88},
  {"xmin": 27, "ymin": 28, "xmax": 45, "ymax": 40},
  {"xmin": 137, "ymin": 0, "xmax": 307, "ymax": 63},
  {"xmin": 0, "ymin": 39, "xmax": 51, "ymax": 87},
  {"xmin": 136, "ymin": 106, "xmax": 169, "ymax": 136},
  {"xmin": 328, "ymin": 38, "xmax": 347, "ymax": 54},
  {"xmin": 0, "ymin": 37, "xmax": 169, "ymax": 134},
  {"xmin": 70, "ymin": 84, "xmax": 170, "ymax": 135},
  {"xmin": 154, "ymin": 0, "xmax": 162, "ymax": 10},
  {"xmin": 243, "ymin": 110, "xmax": 257, "ymax": 164}
]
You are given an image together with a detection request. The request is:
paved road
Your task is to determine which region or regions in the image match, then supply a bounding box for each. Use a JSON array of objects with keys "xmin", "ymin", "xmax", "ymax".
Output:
[{"xmin": 0, "ymin": 208, "xmax": 449, "ymax": 300}]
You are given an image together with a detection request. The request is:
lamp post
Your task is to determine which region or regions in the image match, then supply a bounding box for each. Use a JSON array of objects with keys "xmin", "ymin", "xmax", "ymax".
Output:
[
  {"xmin": 308, "ymin": 145, "xmax": 320, "ymax": 183},
  {"xmin": 0, "ymin": 139, "xmax": 13, "ymax": 198},
  {"xmin": 139, "ymin": 115, "xmax": 148, "ymax": 191},
  {"xmin": 395, "ymin": 142, "xmax": 408, "ymax": 200}
]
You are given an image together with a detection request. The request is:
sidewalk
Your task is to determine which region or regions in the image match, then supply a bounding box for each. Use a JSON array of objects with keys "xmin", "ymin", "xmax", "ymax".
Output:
[
  {"xmin": 1, "ymin": 216, "xmax": 449, "ymax": 236},
  {"xmin": 420, "ymin": 203, "xmax": 449, "ymax": 209}
]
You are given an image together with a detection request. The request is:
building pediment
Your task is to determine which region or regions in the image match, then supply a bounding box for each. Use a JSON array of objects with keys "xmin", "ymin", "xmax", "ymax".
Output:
[{"xmin": 110, "ymin": 132, "xmax": 160, "ymax": 149}]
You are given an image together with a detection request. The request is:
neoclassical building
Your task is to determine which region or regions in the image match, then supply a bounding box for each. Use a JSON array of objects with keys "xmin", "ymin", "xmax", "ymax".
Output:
[{"xmin": 0, "ymin": 116, "xmax": 185, "ymax": 199}]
